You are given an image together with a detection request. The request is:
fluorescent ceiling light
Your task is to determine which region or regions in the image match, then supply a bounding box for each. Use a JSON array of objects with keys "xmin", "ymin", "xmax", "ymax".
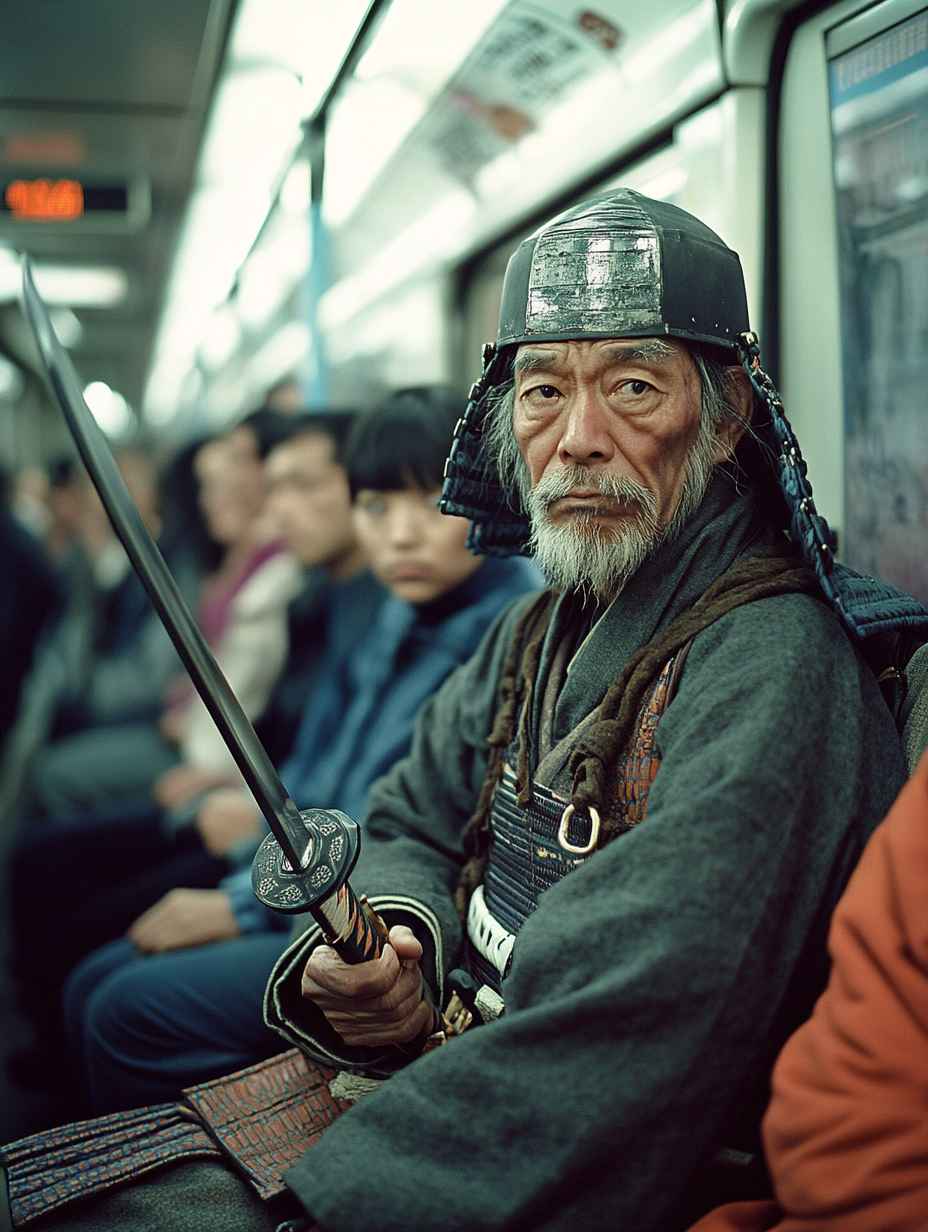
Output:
[
  {"xmin": 323, "ymin": 0, "xmax": 509, "ymax": 227},
  {"xmin": 144, "ymin": 0, "xmax": 369, "ymax": 426},
  {"xmin": 247, "ymin": 319, "xmax": 311, "ymax": 389},
  {"xmin": 200, "ymin": 305, "xmax": 241, "ymax": 371},
  {"xmin": 236, "ymin": 210, "xmax": 310, "ymax": 329},
  {"xmin": 83, "ymin": 381, "xmax": 132, "ymax": 437},
  {"xmin": 50, "ymin": 306, "xmax": 83, "ymax": 348},
  {"xmin": 0, "ymin": 249, "xmax": 126, "ymax": 307},
  {"xmin": 320, "ymin": 189, "xmax": 475, "ymax": 329},
  {"xmin": 31, "ymin": 266, "xmax": 127, "ymax": 308}
]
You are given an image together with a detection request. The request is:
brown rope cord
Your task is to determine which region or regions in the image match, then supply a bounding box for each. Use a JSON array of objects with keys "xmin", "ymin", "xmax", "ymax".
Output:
[
  {"xmin": 568, "ymin": 546, "xmax": 822, "ymax": 834},
  {"xmin": 454, "ymin": 545, "xmax": 823, "ymax": 918}
]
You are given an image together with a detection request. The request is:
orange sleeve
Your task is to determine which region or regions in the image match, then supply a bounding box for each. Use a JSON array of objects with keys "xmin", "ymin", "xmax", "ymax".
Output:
[
  {"xmin": 690, "ymin": 753, "xmax": 928, "ymax": 1232},
  {"xmin": 686, "ymin": 1200, "xmax": 781, "ymax": 1231},
  {"xmin": 759, "ymin": 749, "xmax": 928, "ymax": 1231}
]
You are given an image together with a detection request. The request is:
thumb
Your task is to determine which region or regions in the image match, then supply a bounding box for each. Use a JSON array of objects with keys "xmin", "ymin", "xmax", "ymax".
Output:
[{"xmin": 388, "ymin": 924, "xmax": 423, "ymax": 963}]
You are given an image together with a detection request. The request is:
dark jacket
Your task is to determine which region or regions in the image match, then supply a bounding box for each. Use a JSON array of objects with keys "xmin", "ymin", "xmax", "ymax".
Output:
[{"xmin": 266, "ymin": 473, "xmax": 907, "ymax": 1232}]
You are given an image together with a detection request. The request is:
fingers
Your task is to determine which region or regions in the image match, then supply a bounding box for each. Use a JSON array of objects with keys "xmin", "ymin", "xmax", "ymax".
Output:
[
  {"xmin": 127, "ymin": 888, "xmax": 240, "ymax": 953},
  {"xmin": 302, "ymin": 941, "xmax": 402, "ymax": 1000},
  {"xmin": 330, "ymin": 994, "xmax": 435, "ymax": 1048},
  {"xmin": 322, "ymin": 971, "xmax": 423, "ymax": 1032},
  {"xmin": 300, "ymin": 931, "xmax": 431, "ymax": 1048}
]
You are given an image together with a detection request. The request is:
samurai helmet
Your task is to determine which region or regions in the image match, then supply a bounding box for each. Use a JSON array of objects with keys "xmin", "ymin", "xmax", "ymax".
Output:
[
  {"xmin": 440, "ymin": 187, "xmax": 928, "ymax": 640},
  {"xmin": 496, "ymin": 189, "xmax": 748, "ymax": 354}
]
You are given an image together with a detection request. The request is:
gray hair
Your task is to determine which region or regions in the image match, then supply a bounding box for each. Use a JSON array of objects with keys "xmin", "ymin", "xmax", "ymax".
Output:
[
  {"xmin": 483, "ymin": 342, "xmax": 749, "ymax": 515},
  {"xmin": 482, "ymin": 341, "xmax": 751, "ymax": 596}
]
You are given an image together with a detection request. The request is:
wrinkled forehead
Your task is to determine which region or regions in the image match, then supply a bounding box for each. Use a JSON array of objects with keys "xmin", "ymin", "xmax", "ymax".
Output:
[{"xmin": 512, "ymin": 337, "xmax": 684, "ymax": 375}]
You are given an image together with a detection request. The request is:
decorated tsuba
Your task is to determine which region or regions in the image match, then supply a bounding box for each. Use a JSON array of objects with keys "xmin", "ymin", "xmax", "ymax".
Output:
[{"xmin": 251, "ymin": 808, "xmax": 360, "ymax": 913}]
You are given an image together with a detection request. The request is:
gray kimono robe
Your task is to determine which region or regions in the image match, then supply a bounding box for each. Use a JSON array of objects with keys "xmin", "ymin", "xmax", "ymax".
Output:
[{"xmin": 264, "ymin": 473, "xmax": 905, "ymax": 1232}]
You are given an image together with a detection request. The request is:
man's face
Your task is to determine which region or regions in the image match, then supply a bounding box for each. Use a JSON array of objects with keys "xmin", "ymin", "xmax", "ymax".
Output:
[
  {"xmin": 513, "ymin": 338, "xmax": 706, "ymax": 529},
  {"xmin": 511, "ymin": 337, "xmax": 743, "ymax": 597},
  {"xmin": 264, "ymin": 431, "xmax": 357, "ymax": 573}
]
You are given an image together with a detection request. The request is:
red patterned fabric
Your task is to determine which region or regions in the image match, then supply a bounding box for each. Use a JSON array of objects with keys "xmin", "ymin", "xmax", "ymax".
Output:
[
  {"xmin": 614, "ymin": 654, "xmax": 677, "ymax": 826},
  {"xmin": 0, "ymin": 1051, "xmax": 352, "ymax": 1225},
  {"xmin": 185, "ymin": 1049, "xmax": 351, "ymax": 1200},
  {"xmin": 0, "ymin": 1103, "xmax": 220, "ymax": 1226}
]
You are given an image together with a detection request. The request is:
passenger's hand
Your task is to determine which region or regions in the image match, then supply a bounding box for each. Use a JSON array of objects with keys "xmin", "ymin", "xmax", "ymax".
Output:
[
  {"xmin": 128, "ymin": 888, "xmax": 241, "ymax": 954},
  {"xmin": 301, "ymin": 925, "xmax": 433, "ymax": 1047},
  {"xmin": 195, "ymin": 790, "xmax": 262, "ymax": 856},
  {"xmin": 159, "ymin": 703, "xmax": 189, "ymax": 745},
  {"xmin": 153, "ymin": 763, "xmax": 231, "ymax": 810}
]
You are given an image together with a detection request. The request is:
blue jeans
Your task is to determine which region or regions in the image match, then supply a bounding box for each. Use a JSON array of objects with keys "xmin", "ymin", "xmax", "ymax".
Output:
[{"xmin": 64, "ymin": 932, "xmax": 291, "ymax": 1113}]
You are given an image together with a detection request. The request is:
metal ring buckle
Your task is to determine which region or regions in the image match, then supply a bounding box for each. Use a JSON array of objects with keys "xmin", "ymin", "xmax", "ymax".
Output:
[{"xmin": 557, "ymin": 804, "xmax": 600, "ymax": 855}]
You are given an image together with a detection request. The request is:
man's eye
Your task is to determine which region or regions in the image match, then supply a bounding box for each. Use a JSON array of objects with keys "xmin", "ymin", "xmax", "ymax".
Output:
[
  {"xmin": 618, "ymin": 380, "xmax": 651, "ymax": 396},
  {"xmin": 526, "ymin": 384, "xmax": 560, "ymax": 400}
]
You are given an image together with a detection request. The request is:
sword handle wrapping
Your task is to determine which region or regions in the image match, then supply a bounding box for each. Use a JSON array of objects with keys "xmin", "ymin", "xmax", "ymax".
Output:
[
  {"xmin": 312, "ymin": 884, "xmax": 390, "ymax": 964},
  {"xmin": 313, "ymin": 883, "xmax": 446, "ymax": 1054}
]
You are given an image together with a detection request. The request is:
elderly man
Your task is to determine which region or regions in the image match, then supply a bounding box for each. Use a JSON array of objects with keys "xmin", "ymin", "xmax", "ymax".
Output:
[{"xmin": 2, "ymin": 191, "xmax": 914, "ymax": 1232}]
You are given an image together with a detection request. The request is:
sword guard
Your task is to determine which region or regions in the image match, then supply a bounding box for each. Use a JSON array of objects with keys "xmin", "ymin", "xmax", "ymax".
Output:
[{"xmin": 251, "ymin": 808, "xmax": 360, "ymax": 913}]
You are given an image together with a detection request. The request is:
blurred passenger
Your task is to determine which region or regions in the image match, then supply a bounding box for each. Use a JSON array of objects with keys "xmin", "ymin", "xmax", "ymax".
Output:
[
  {"xmin": 29, "ymin": 411, "xmax": 301, "ymax": 817},
  {"xmin": 43, "ymin": 457, "xmax": 82, "ymax": 562},
  {"xmin": 9, "ymin": 466, "xmax": 53, "ymax": 541},
  {"xmin": 6, "ymin": 411, "xmax": 367, "ymax": 1102},
  {"xmin": 45, "ymin": 448, "xmax": 190, "ymax": 737},
  {"xmin": 0, "ymin": 471, "xmax": 59, "ymax": 750},
  {"xmin": 688, "ymin": 750, "xmax": 928, "ymax": 1232},
  {"xmin": 62, "ymin": 388, "xmax": 541, "ymax": 1112},
  {"xmin": 0, "ymin": 449, "xmax": 178, "ymax": 827}
]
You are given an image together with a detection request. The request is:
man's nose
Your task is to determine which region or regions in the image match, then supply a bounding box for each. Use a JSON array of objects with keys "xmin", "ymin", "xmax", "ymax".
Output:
[{"xmin": 557, "ymin": 391, "xmax": 616, "ymax": 468}]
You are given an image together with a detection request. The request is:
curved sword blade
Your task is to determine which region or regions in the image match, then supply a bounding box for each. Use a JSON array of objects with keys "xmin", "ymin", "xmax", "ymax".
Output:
[{"xmin": 20, "ymin": 254, "xmax": 308, "ymax": 873}]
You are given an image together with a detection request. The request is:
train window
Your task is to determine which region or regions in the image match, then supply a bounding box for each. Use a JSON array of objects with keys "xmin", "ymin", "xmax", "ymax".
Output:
[
  {"xmin": 456, "ymin": 86, "xmax": 766, "ymax": 389},
  {"xmin": 827, "ymin": 3, "xmax": 928, "ymax": 600},
  {"xmin": 601, "ymin": 91, "xmax": 765, "ymax": 328}
]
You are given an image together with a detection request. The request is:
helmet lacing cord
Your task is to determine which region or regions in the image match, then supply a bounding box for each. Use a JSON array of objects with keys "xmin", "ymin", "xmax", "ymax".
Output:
[
  {"xmin": 736, "ymin": 332, "xmax": 928, "ymax": 643},
  {"xmin": 736, "ymin": 331, "xmax": 838, "ymax": 592}
]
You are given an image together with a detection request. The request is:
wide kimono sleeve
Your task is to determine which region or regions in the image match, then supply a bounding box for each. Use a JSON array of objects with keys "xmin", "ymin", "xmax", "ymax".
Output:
[
  {"xmin": 277, "ymin": 594, "xmax": 907, "ymax": 1232},
  {"xmin": 264, "ymin": 595, "xmax": 537, "ymax": 1072}
]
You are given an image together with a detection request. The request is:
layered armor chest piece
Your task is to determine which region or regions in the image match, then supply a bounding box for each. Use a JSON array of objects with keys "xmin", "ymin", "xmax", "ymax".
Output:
[{"xmin": 465, "ymin": 654, "xmax": 678, "ymax": 993}]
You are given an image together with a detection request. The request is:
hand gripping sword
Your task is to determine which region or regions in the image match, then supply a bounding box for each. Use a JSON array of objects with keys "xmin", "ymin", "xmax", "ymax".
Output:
[{"xmin": 19, "ymin": 255, "xmax": 391, "ymax": 968}]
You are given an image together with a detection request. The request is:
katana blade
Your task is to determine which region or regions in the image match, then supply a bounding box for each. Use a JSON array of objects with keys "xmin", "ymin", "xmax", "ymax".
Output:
[
  {"xmin": 20, "ymin": 255, "xmax": 310, "ymax": 872},
  {"xmin": 21, "ymin": 255, "xmax": 395, "ymax": 967}
]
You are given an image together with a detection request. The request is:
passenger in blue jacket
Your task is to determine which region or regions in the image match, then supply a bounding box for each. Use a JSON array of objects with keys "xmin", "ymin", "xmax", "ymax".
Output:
[{"xmin": 64, "ymin": 387, "xmax": 542, "ymax": 1113}]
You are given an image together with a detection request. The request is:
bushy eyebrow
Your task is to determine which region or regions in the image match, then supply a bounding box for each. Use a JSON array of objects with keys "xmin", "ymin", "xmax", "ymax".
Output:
[
  {"xmin": 601, "ymin": 340, "xmax": 677, "ymax": 365},
  {"xmin": 514, "ymin": 349, "xmax": 561, "ymax": 374},
  {"xmin": 513, "ymin": 339, "xmax": 678, "ymax": 375}
]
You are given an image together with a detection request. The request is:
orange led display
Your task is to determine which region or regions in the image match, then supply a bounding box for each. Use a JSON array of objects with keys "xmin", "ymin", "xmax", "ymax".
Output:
[{"xmin": 5, "ymin": 178, "xmax": 84, "ymax": 221}]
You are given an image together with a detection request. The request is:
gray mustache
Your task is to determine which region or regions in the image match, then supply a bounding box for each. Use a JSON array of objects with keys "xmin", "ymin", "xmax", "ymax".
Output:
[{"xmin": 527, "ymin": 467, "xmax": 658, "ymax": 519}]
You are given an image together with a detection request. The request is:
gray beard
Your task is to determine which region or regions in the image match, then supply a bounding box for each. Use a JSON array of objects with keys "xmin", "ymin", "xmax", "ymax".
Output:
[{"xmin": 524, "ymin": 440, "xmax": 716, "ymax": 600}]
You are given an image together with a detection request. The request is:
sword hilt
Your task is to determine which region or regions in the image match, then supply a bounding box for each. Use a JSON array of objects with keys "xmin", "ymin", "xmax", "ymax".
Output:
[
  {"xmin": 252, "ymin": 810, "xmax": 446, "ymax": 1049},
  {"xmin": 251, "ymin": 808, "xmax": 387, "ymax": 961}
]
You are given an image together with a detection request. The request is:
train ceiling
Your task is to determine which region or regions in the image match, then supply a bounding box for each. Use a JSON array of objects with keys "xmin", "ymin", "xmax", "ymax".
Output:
[
  {"xmin": 0, "ymin": 0, "xmax": 238, "ymax": 420},
  {"xmin": 0, "ymin": 0, "xmax": 729, "ymax": 441}
]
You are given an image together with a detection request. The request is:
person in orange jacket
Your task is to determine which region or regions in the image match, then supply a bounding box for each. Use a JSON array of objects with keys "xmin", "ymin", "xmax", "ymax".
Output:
[{"xmin": 690, "ymin": 748, "xmax": 928, "ymax": 1232}]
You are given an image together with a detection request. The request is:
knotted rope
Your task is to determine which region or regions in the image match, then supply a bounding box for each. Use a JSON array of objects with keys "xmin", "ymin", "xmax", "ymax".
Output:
[{"xmin": 455, "ymin": 546, "xmax": 822, "ymax": 918}]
